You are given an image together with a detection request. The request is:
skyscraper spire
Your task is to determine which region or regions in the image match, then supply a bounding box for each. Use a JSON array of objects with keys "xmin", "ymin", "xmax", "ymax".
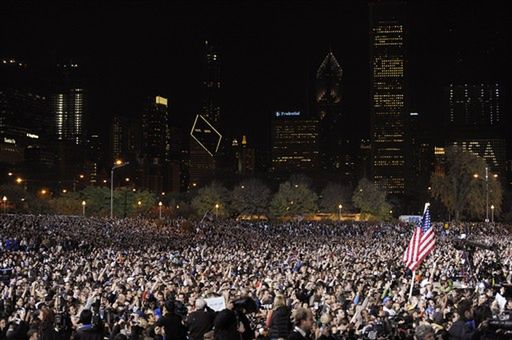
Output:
[{"xmin": 316, "ymin": 52, "xmax": 343, "ymax": 113}]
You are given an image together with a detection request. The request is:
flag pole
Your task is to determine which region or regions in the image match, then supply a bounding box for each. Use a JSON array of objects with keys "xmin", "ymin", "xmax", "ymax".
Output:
[
  {"xmin": 408, "ymin": 270, "xmax": 415, "ymax": 300},
  {"xmin": 408, "ymin": 202, "xmax": 430, "ymax": 300}
]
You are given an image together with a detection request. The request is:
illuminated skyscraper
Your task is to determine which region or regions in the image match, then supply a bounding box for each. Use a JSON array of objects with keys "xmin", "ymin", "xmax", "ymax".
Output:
[
  {"xmin": 316, "ymin": 51, "xmax": 344, "ymax": 172},
  {"xmin": 271, "ymin": 111, "xmax": 319, "ymax": 174},
  {"xmin": 49, "ymin": 63, "xmax": 85, "ymax": 145},
  {"xmin": 49, "ymin": 88, "xmax": 85, "ymax": 145},
  {"xmin": 445, "ymin": 83, "xmax": 501, "ymax": 129},
  {"xmin": 369, "ymin": 1, "xmax": 407, "ymax": 195},
  {"xmin": 444, "ymin": 83, "xmax": 506, "ymax": 176},
  {"xmin": 201, "ymin": 40, "xmax": 221, "ymax": 124},
  {"xmin": 189, "ymin": 40, "xmax": 222, "ymax": 187},
  {"xmin": 141, "ymin": 96, "xmax": 170, "ymax": 193},
  {"xmin": 142, "ymin": 96, "xmax": 169, "ymax": 160},
  {"xmin": 0, "ymin": 58, "xmax": 46, "ymax": 165}
]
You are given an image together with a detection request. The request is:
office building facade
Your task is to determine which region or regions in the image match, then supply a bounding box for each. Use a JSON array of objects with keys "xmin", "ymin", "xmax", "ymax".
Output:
[{"xmin": 369, "ymin": 1, "xmax": 408, "ymax": 195}]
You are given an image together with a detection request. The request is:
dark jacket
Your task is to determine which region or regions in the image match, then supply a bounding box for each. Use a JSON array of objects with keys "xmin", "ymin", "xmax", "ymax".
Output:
[
  {"xmin": 4, "ymin": 321, "xmax": 29, "ymax": 340},
  {"xmin": 268, "ymin": 307, "xmax": 292, "ymax": 339},
  {"xmin": 156, "ymin": 312, "xmax": 188, "ymax": 340},
  {"xmin": 72, "ymin": 324, "xmax": 104, "ymax": 340},
  {"xmin": 287, "ymin": 329, "xmax": 310, "ymax": 340},
  {"xmin": 448, "ymin": 320, "xmax": 479, "ymax": 340},
  {"xmin": 39, "ymin": 324, "xmax": 59, "ymax": 340},
  {"xmin": 214, "ymin": 309, "xmax": 239, "ymax": 340},
  {"xmin": 186, "ymin": 307, "xmax": 216, "ymax": 340}
]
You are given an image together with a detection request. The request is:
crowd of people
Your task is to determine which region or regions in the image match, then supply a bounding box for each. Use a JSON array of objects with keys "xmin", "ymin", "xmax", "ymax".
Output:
[{"xmin": 0, "ymin": 214, "xmax": 511, "ymax": 340}]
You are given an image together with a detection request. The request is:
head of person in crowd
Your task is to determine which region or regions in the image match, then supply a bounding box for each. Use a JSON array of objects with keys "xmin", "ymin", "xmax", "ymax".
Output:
[{"xmin": 293, "ymin": 308, "xmax": 314, "ymax": 333}]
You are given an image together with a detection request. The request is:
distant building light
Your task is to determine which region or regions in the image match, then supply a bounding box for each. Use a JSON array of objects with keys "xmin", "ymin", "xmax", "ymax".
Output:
[
  {"xmin": 434, "ymin": 147, "xmax": 445, "ymax": 155},
  {"xmin": 410, "ymin": 112, "xmax": 419, "ymax": 116},
  {"xmin": 3, "ymin": 138, "xmax": 16, "ymax": 144},
  {"xmin": 275, "ymin": 111, "xmax": 301, "ymax": 117},
  {"xmin": 155, "ymin": 96, "xmax": 168, "ymax": 106},
  {"xmin": 26, "ymin": 133, "xmax": 39, "ymax": 139}
]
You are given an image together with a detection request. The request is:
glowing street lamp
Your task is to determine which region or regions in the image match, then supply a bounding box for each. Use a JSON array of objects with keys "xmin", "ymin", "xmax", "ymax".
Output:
[
  {"xmin": 82, "ymin": 201, "xmax": 86, "ymax": 216},
  {"xmin": 8, "ymin": 172, "xmax": 13, "ymax": 177},
  {"xmin": 215, "ymin": 203, "xmax": 219, "ymax": 219},
  {"xmin": 158, "ymin": 201, "xmax": 163, "ymax": 219},
  {"xmin": 491, "ymin": 205, "xmax": 495, "ymax": 223},
  {"xmin": 338, "ymin": 204, "xmax": 342, "ymax": 221},
  {"xmin": 40, "ymin": 189, "xmax": 47, "ymax": 195},
  {"xmin": 15, "ymin": 177, "xmax": 23, "ymax": 184},
  {"xmin": 2, "ymin": 196, "xmax": 7, "ymax": 214}
]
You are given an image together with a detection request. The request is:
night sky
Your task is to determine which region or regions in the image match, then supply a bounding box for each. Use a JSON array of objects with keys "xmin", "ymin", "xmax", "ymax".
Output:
[{"xmin": 1, "ymin": 1, "xmax": 509, "ymax": 150}]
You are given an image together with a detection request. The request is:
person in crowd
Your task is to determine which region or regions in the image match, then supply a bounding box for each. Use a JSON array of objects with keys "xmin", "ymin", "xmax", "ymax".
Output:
[
  {"xmin": 185, "ymin": 298, "xmax": 216, "ymax": 340},
  {"xmin": 267, "ymin": 294, "xmax": 292, "ymax": 340},
  {"xmin": 72, "ymin": 309, "xmax": 103, "ymax": 340},
  {"xmin": 288, "ymin": 308, "xmax": 313, "ymax": 340}
]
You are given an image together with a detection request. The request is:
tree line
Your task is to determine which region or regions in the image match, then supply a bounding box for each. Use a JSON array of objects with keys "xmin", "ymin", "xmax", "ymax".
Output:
[{"xmin": 0, "ymin": 146, "xmax": 507, "ymax": 221}]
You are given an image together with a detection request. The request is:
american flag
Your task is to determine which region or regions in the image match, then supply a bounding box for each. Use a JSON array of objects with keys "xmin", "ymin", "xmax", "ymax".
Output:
[{"xmin": 403, "ymin": 205, "xmax": 435, "ymax": 271}]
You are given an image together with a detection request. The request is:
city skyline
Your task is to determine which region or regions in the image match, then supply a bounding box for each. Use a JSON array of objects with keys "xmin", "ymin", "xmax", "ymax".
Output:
[
  {"xmin": 2, "ymin": 1, "xmax": 509, "ymax": 147},
  {"xmin": 1, "ymin": 1, "xmax": 511, "ymax": 199}
]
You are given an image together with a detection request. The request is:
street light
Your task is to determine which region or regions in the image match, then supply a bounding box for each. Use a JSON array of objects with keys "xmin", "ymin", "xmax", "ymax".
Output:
[
  {"xmin": 158, "ymin": 201, "xmax": 163, "ymax": 219},
  {"xmin": 15, "ymin": 177, "xmax": 23, "ymax": 184},
  {"xmin": 111, "ymin": 161, "xmax": 129, "ymax": 218},
  {"xmin": 491, "ymin": 205, "xmax": 495, "ymax": 223},
  {"xmin": 473, "ymin": 167, "xmax": 494, "ymax": 223},
  {"xmin": 338, "ymin": 204, "xmax": 342, "ymax": 221},
  {"xmin": 82, "ymin": 201, "xmax": 86, "ymax": 216},
  {"xmin": 215, "ymin": 203, "xmax": 219, "ymax": 219},
  {"xmin": 2, "ymin": 196, "xmax": 7, "ymax": 214}
]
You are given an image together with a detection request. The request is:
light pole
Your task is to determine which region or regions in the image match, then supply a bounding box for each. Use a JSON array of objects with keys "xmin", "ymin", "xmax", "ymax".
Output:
[
  {"xmin": 158, "ymin": 201, "xmax": 163, "ymax": 219},
  {"xmin": 111, "ymin": 160, "xmax": 129, "ymax": 218},
  {"xmin": 491, "ymin": 205, "xmax": 495, "ymax": 223},
  {"xmin": 2, "ymin": 196, "xmax": 7, "ymax": 214},
  {"xmin": 474, "ymin": 167, "xmax": 495, "ymax": 223},
  {"xmin": 215, "ymin": 203, "xmax": 219, "ymax": 219},
  {"xmin": 338, "ymin": 204, "xmax": 342, "ymax": 221},
  {"xmin": 82, "ymin": 201, "xmax": 86, "ymax": 216},
  {"xmin": 485, "ymin": 167, "xmax": 489, "ymax": 223}
]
